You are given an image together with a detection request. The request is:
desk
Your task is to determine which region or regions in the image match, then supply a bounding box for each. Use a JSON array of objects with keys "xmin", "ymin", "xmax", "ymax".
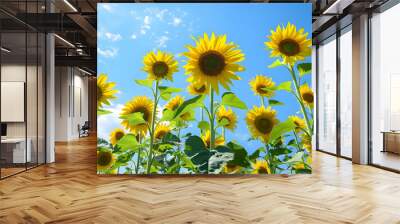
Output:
[
  {"xmin": 382, "ymin": 131, "xmax": 400, "ymax": 154},
  {"xmin": 1, "ymin": 138, "xmax": 31, "ymax": 163}
]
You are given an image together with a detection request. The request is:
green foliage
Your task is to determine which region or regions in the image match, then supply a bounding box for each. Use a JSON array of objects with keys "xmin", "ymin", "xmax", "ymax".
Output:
[
  {"xmin": 268, "ymin": 59, "xmax": 285, "ymax": 68},
  {"xmin": 276, "ymin": 81, "xmax": 292, "ymax": 92},
  {"xmin": 184, "ymin": 136, "xmax": 211, "ymax": 173},
  {"xmin": 217, "ymin": 118, "xmax": 230, "ymax": 127},
  {"xmin": 158, "ymin": 86, "xmax": 182, "ymax": 100},
  {"xmin": 208, "ymin": 151, "xmax": 234, "ymax": 174},
  {"xmin": 97, "ymin": 109, "xmax": 112, "ymax": 116},
  {"xmin": 198, "ymin": 121, "xmax": 210, "ymax": 131},
  {"xmin": 173, "ymin": 95, "xmax": 204, "ymax": 119},
  {"xmin": 297, "ymin": 63, "xmax": 311, "ymax": 77},
  {"xmin": 117, "ymin": 134, "xmax": 139, "ymax": 152},
  {"xmin": 268, "ymin": 99, "xmax": 284, "ymax": 106},
  {"xmin": 269, "ymin": 119, "xmax": 297, "ymax": 143},
  {"xmin": 119, "ymin": 112, "xmax": 146, "ymax": 126},
  {"xmin": 221, "ymin": 92, "xmax": 247, "ymax": 109},
  {"xmin": 225, "ymin": 142, "xmax": 250, "ymax": 167},
  {"xmin": 135, "ymin": 79, "xmax": 153, "ymax": 88}
]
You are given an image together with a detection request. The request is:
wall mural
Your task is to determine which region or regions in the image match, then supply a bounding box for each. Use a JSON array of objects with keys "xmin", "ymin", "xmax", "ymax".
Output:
[{"xmin": 97, "ymin": 3, "xmax": 313, "ymax": 175}]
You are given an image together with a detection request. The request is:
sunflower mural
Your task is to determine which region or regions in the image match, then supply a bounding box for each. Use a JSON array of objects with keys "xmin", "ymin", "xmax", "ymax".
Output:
[{"xmin": 97, "ymin": 4, "xmax": 312, "ymax": 175}]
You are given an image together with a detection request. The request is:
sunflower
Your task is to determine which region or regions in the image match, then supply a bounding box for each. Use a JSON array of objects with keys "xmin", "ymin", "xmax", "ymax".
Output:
[
  {"xmin": 252, "ymin": 160, "xmax": 271, "ymax": 174},
  {"xmin": 154, "ymin": 123, "xmax": 171, "ymax": 140},
  {"xmin": 165, "ymin": 95, "xmax": 184, "ymax": 111},
  {"xmin": 120, "ymin": 96, "xmax": 153, "ymax": 135},
  {"xmin": 299, "ymin": 84, "xmax": 314, "ymax": 108},
  {"xmin": 109, "ymin": 128, "xmax": 125, "ymax": 146},
  {"xmin": 97, "ymin": 73, "xmax": 118, "ymax": 109},
  {"xmin": 216, "ymin": 106, "xmax": 237, "ymax": 131},
  {"xmin": 265, "ymin": 22, "xmax": 311, "ymax": 65},
  {"xmin": 301, "ymin": 133, "xmax": 312, "ymax": 153},
  {"xmin": 183, "ymin": 33, "xmax": 245, "ymax": 93},
  {"xmin": 292, "ymin": 156, "xmax": 312, "ymax": 170},
  {"xmin": 201, "ymin": 130, "xmax": 225, "ymax": 149},
  {"xmin": 289, "ymin": 115, "xmax": 306, "ymax": 133},
  {"xmin": 246, "ymin": 106, "xmax": 279, "ymax": 142},
  {"xmin": 249, "ymin": 75, "xmax": 275, "ymax": 98},
  {"xmin": 223, "ymin": 163, "xmax": 241, "ymax": 174},
  {"xmin": 142, "ymin": 50, "xmax": 179, "ymax": 81},
  {"xmin": 97, "ymin": 150, "xmax": 116, "ymax": 171},
  {"xmin": 165, "ymin": 95, "xmax": 192, "ymax": 121},
  {"xmin": 187, "ymin": 82, "xmax": 209, "ymax": 95}
]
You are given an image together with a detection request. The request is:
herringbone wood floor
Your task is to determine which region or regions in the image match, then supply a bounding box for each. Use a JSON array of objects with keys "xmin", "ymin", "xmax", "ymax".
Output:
[{"xmin": 1, "ymin": 136, "xmax": 400, "ymax": 224}]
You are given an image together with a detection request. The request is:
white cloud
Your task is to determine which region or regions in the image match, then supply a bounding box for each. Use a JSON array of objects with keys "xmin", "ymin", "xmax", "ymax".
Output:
[
  {"xmin": 97, "ymin": 104, "xmax": 124, "ymax": 140},
  {"xmin": 169, "ymin": 17, "xmax": 182, "ymax": 27},
  {"xmin": 155, "ymin": 35, "xmax": 169, "ymax": 48},
  {"xmin": 131, "ymin": 34, "xmax": 137, "ymax": 39},
  {"xmin": 139, "ymin": 15, "xmax": 151, "ymax": 35},
  {"xmin": 100, "ymin": 4, "xmax": 112, "ymax": 12},
  {"xmin": 97, "ymin": 47, "xmax": 118, "ymax": 58},
  {"xmin": 104, "ymin": 32, "xmax": 122, "ymax": 42}
]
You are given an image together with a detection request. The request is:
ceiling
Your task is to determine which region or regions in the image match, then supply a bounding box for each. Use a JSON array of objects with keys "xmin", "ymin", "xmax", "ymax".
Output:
[{"xmin": 0, "ymin": 0, "xmax": 392, "ymax": 74}]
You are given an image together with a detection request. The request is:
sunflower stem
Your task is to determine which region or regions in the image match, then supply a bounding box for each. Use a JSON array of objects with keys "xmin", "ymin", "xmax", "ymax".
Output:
[
  {"xmin": 293, "ymin": 131, "xmax": 302, "ymax": 152},
  {"xmin": 261, "ymin": 96, "xmax": 265, "ymax": 107},
  {"xmin": 288, "ymin": 65, "xmax": 312, "ymax": 136},
  {"xmin": 147, "ymin": 80, "xmax": 159, "ymax": 174},
  {"xmin": 136, "ymin": 133, "xmax": 141, "ymax": 174},
  {"xmin": 210, "ymin": 88, "xmax": 216, "ymax": 151}
]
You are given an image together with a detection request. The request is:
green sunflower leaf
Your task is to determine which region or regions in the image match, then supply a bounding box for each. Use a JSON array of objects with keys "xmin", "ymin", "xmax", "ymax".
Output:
[
  {"xmin": 97, "ymin": 109, "xmax": 112, "ymax": 116},
  {"xmin": 173, "ymin": 95, "xmax": 204, "ymax": 119},
  {"xmin": 225, "ymin": 142, "xmax": 250, "ymax": 167},
  {"xmin": 158, "ymin": 86, "xmax": 182, "ymax": 100},
  {"xmin": 249, "ymin": 147, "xmax": 265, "ymax": 161},
  {"xmin": 269, "ymin": 119, "xmax": 297, "ymax": 143},
  {"xmin": 208, "ymin": 151, "xmax": 234, "ymax": 174},
  {"xmin": 119, "ymin": 112, "xmax": 146, "ymax": 126},
  {"xmin": 217, "ymin": 117, "xmax": 230, "ymax": 127},
  {"xmin": 297, "ymin": 63, "xmax": 312, "ymax": 77},
  {"xmin": 161, "ymin": 109, "xmax": 175, "ymax": 121},
  {"xmin": 276, "ymin": 81, "xmax": 292, "ymax": 92},
  {"xmin": 268, "ymin": 59, "xmax": 285, "ymax": 69},
  {"xmin": 198, "ymin": 121, "xmax": 210, "ymax": 131},
  {"xmin": 116, "ymin": 134, "xmax": 139, "ymax": 152},
  {"xmin": 286, "ymin": 151, "xmax": 305, "ymax": 164},
  {"xmin": 268, "ymin": 99, "xmax": 284, "ymax": 106},
  {"xmin": 134, "ymin": 79, "xmax": 153, "ymax": 88},
  {"xmin": 184, "ymin": 135, "xmax": 211, "ymax": 174},
  {"xmin": 221, "ymin": 92, "xmax": 247, "ymax": 110}
]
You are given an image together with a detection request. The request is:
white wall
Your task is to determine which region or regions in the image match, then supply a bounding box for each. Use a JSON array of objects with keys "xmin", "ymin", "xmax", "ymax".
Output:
[{"xmin": 54, "ymin": 67, "xmax": 89, "ymax": 141}]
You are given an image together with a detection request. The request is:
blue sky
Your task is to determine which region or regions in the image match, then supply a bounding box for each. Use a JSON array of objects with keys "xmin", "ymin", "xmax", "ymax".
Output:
[{"xmin": 97, "ymin": 3, "xmax": 312, "ymax": 153}]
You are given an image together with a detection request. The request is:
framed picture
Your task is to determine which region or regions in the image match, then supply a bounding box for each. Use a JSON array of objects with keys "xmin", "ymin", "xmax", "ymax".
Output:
[{"xmin": 97, "ymin": 3, "xmax": 313, "ymax": 175}]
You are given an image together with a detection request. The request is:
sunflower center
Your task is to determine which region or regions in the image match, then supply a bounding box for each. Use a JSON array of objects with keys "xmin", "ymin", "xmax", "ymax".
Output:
[
  {"xmin": 279, "ymin": 39, "xmax": 300, "ymax": 56},
  {"xmin": 302, "ymin": 92, "xmax": 314, "ymax": 104},
  {"xmin": 254, "ymin": 117, "xmax": 274, "ymax": 134},
  {"xmin": 152, "ymin": 61, "xmax": 169, "ymax": 78},
  {"xmin": 134, "ymin": 107, "xmax": 150, "ymax": 122},
  {"xmin": 97, "ymin": 86, "xmax": 103, "ymax": 101},
  {"xmin": 256, "ymin": 85, "xmax": 268, "ymax": 94},
  {"xmin": 199, "ymin": 51, "xmax": 226, "ymax": 76},
  {"xmin": 156, "ymin": 130, "xmax": 167, "ymax": 139},
  {"xmin": 115, "ymin": 132, "xmax": 124, "ymax": 141},
  {"xmin": 258, "ymin": 166, "xmax": 269, "ymax": 174},
  {"xmin": 98, "ymin": 151, "xmax": 112, "ymax": 166}
]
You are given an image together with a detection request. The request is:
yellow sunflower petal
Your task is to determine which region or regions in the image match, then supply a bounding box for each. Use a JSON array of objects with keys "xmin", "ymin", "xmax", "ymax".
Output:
[{"xmin": 183, "ymin": 33, "xmax": 245, "ymax": 93}]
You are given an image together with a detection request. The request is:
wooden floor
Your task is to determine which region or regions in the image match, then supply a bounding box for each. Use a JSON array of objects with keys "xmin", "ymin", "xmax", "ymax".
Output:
[{"xmin": 1, "ymin": 136, "xmax": 400, "ymax": 224}]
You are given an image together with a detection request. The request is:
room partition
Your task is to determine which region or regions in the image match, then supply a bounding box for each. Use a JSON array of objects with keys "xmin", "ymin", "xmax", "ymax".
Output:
[{"xmin": 0, "ymin": 0, "xmax": 47, "ymax": 179}]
